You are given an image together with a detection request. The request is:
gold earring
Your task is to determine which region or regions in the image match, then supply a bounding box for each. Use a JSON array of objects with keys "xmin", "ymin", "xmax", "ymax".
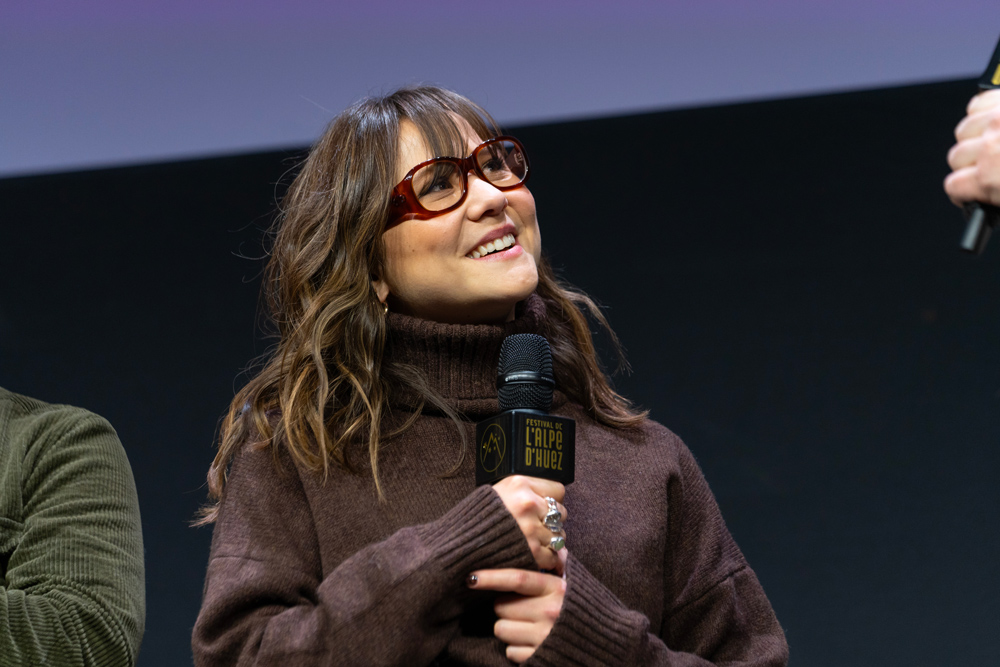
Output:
[{"xmin": 382, "ymin": 301, "xmax": 389, "ymax": 315}]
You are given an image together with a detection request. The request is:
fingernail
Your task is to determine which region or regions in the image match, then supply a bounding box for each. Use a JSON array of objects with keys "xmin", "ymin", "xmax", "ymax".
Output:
[{"xmin": 466, "ymin": 573, "xmax": 478, "ymax": 587}]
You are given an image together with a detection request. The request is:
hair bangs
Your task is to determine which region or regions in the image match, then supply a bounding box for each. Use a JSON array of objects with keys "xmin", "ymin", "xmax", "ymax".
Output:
[{"xmin": 391, "ymin": 87, "xmax": 501, "ymax": 160}]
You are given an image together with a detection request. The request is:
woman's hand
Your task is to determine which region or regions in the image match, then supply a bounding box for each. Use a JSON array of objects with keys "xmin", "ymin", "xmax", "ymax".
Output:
[
  {"xmin": 468, "ymin": 563, "xmax": 567, "ymax": 664},
  {"xmin": 945, "ymin": 89, "xmax": 1000, "ymax": 207},
  {"xmin": 492, "ymin": 475, "xmax": 567, "ymax": 571}
]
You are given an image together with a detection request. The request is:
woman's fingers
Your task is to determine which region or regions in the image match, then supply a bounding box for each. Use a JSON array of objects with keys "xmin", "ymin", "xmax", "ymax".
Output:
[
  {"xmin": 468, "ymin": 569, "xmax": 567, "ymax": 663},
  {"xmin": 504, "ymin": 645, "xmax": 534, "ymax": 665},
  {"xmin": 494, "ymin": 619, "xmax": 550, "ymax": 657},
  {"xmin": 494, "ymin": 589, "xmax": 565, "ymax": 623},
  {"xmin": 468, "ymin": 568, "xmax": 559, "ymax": 596},
  {"xmin": 532, "ymin": 540, "xmax": 562, "ymax": 571},
  {"xmin": 523, "ymin": 477, "xmax": 565, "ymax": 504},
  {"xmin": 493, "ymin": 476, "xmax": 565, "ymax": 520},
  {"xmin": 492, "ymin": 476, "xmax": 567, "ymax": 569}
]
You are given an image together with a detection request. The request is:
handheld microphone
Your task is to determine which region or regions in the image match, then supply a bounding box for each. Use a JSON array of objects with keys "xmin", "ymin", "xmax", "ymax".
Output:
[
  {"xmin": 475, "ymin": 334, "xmax": 575, "ymax": 486},
  {"xmin": 960, "ymin": 34, "xmax": 1000, "ymax": 255}
]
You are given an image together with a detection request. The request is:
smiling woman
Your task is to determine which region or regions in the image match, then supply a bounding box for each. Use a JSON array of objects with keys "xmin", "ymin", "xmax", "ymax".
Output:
[
  {"xmin": 191, "ymin": 86, "xmax": 788, "ymax": 666},
  {"xmin": 377, "ymin": 125, "xmax": 541, "ymax": 324}
]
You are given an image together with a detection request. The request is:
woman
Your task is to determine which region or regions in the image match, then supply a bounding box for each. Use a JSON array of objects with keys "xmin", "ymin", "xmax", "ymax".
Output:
[{"xmin": 192, "ymin": 86, "xmax": 788, "ymax": 666}]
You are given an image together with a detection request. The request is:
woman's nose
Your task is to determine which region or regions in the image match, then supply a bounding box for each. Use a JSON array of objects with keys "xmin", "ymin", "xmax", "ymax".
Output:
[{"xmin": 464, "ymin": 173, "xmax": 508, "ymax": 221}]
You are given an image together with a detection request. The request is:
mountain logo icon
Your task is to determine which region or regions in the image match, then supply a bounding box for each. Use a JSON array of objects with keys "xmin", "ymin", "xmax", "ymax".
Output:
[{"xmin": 479, "ymin": 424, "xmax": 506, "ymax": 473}]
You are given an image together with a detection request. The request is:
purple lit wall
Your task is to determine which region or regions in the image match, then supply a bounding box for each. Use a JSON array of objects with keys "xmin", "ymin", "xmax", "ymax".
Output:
[{"xmin": 2, "ymin": 0, "xmax": 998, "ymax": 177}]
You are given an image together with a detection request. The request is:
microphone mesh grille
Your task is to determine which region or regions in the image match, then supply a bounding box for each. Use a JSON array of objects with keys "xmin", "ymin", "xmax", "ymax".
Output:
[{"xmin": 497, "ymin": 334, "xmax": 554, "ymax": 411}]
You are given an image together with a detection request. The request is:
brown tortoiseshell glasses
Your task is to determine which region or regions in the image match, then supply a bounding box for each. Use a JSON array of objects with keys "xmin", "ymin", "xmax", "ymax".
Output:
[{"xmin": 388, "ymin": 136, "xmax": 530, "ymax": 223}]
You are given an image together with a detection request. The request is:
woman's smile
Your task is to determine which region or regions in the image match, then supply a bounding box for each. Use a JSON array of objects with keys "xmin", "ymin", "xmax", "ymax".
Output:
[{"xmin": 467, "ymin": 222, "xmax": 519, "ymax": 259}]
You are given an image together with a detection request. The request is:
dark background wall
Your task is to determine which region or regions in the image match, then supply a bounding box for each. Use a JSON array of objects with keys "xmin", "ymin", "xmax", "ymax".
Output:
[{"xmin": 1, "ymin": 79, "xmax": 997, "ymax": 665}]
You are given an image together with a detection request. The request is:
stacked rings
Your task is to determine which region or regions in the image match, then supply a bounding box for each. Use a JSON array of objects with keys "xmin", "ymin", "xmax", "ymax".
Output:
[{"xmin": 543, "ymin": 497, "xmax": 566, "ymax": 551}]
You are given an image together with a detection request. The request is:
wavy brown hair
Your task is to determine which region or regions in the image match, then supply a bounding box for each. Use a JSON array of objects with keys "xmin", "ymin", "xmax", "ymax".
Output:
[{"xmin": 197, "ymin": 86, "xmax": 646, "ymax": 523}]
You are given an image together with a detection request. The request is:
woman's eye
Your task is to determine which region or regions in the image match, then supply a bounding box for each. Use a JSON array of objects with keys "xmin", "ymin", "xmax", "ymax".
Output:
[
  {"xmin": 482, "ymin": 156, "xmax": 514, "ymax": 182},
  {"xmin": 419, "ymin": 177, "xmax": 454, "ymax": 197},
  {"xmin": 482, "ymin": 158, "xmax": 505, "ymax": 173},
  {"xmin": 415, "ymin": 163, "xmax": 459, "ymax": 199}
]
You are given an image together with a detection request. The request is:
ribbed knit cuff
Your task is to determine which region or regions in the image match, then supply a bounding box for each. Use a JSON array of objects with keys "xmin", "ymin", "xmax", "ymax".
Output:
[
  {"xmin": 414, "ymin": 484, "xmax": 536, "ymax": 581},
  {"xmin": 530, "ymin": 552, "xmax": 649, "ymax": 667}
]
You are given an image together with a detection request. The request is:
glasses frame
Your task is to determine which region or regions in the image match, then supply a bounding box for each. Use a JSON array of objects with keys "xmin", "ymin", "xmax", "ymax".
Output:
[{"xmin": 387, "ymin": 135, "xmax": 530, "ymax": 223}]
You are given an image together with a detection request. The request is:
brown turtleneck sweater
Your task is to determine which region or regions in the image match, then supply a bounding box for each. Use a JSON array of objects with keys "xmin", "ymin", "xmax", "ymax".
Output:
[{"xmin": 192, "ymin": 297, "xmax": 788, "ymax": 666}]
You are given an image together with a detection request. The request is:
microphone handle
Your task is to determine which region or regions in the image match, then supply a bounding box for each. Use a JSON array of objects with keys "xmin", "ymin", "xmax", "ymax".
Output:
[{"xmin": 961, "ymin": 202, "xmax": 1000, "ymax": 255}]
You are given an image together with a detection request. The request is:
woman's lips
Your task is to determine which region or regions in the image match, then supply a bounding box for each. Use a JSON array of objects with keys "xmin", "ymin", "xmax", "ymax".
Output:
[
  {"xmin": 470, "ymin": 243, "xmax": 524, "ymax": 262},
  {"xmin": 466, "ymin": 233, "xmax": 517, "ymax": 259}
]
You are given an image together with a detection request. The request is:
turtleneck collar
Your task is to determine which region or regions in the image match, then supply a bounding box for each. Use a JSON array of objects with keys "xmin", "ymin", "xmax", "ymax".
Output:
[{"xmin": 384, "ymin": 294, "xmax": 558, "ymax": 419}]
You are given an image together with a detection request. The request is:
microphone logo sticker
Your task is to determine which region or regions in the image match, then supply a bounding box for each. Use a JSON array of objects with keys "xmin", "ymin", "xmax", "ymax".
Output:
[{"xmin": 479, "ymin": 424, "xmax": 506, "ymax": 473}]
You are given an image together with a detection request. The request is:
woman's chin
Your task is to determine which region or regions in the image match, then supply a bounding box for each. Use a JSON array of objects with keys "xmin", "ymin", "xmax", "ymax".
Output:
[{"xmin": 446, "ymin": 292, "xmax": 534, "ymax": 325}]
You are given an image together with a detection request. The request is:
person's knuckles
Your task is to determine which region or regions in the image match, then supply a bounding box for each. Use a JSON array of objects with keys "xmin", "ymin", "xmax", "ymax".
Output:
[
  {"xmin": 512, "ymin": 492, "xmax": 538, "ymax": 518},
  {"xmin": 538, "ymin": 596, "xmax": 562, "ymax": 622},
  {"xmin": 970, "ymin": 90, "xmax": 1000, "ymax": 114},
  {"xmin": 509, "ymin": 568, "xmax": 534, "ymax": 590},
  {"xmin": 943, "ymin": 178, "xmax": 965, "ymax": 206},
  {"xmin": 985, "ymin": 112, "xmax": 1000, "ymax": 137},
  {"xmin": 529, "ymin": 479, "xmax": 564, "ymax": 500},
  {"xmin": 956, "ymin": 112, "xmax": 982, "ymax": 141},
  {"xmin": 947, "ymin": 143, "xmax": 966, "ymax": 170}
]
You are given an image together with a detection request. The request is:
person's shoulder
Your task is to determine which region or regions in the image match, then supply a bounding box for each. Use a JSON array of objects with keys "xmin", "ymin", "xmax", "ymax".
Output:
[
  {"xmin": 563, "ymin": 403, "xmax": 688, "ymax": 458},
  {"xmin": 571, "ymin": 407, "xmax": 684, "ymax": 448},
  {"xmin": 633, "ymin": 417, "xmax": 683, "ymax": 443},
  {"xmin": 224, "ymin": 415, "xmax": 302, "ymax": 488},
  {"xmin": 2, "ymin": 384, "xmax": 110, "ymax": 419},
  {"xmin": 0, "ymin": 386, "xmax": 125, "ymax": 467}
]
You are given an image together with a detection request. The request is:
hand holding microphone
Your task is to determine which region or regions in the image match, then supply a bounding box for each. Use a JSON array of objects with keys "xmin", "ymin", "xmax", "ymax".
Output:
[
  {"xmin": 468, "ymin": 334, "xmax": 573, "ymax": 661},
  {"xmin": 477, "ymin": 334, "xmax": 574, "ymax": 570},
  {"xmin": 946, "ymin": 90, "xmax": 1000, "ymax": 205},
  {"xmin": 946, "ymin": 35, "xmax": 1000, "ymax": 254},
  {"xmin": 492, "ymin": 476, "xmax": 566, "ymax": 572}
]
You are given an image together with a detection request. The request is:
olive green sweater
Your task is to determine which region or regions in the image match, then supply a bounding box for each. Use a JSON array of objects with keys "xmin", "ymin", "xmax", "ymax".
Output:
[{"xmin": 0, "ymin": 388, "xmax": 145, "ymax": 666}]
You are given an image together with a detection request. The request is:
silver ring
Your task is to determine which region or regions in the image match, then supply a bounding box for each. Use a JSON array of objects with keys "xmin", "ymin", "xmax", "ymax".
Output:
[
  {"xmin": 543, "ymin": 497, "xmax": 563, "ymax": 532},
  {"xmin": 548, "ymin": 535, "xmax": 566, "ymax": 551}
]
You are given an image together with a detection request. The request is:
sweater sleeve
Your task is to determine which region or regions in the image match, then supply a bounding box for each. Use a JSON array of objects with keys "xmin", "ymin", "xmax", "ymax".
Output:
[
  {"xmin": 192, "ymin": 444, "xmax": 536, "ymax": 666},
  {"xmin": 527, "ymin": 442, "xmax": 788, "ymax": 667},
  {"xmin": 0, "ymin": 408, "xmax": 146, "ymax": 667}
]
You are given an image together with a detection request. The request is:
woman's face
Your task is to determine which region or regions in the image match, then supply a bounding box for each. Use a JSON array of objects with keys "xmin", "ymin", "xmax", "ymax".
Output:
[{"xmin": 374, "ymin": 119, "xmax": 542, "ymax": 324}]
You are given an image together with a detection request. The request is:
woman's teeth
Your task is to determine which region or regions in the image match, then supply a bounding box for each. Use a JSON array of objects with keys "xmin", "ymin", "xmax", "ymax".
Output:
[{"xmin": 468, "ymin": 233, "xmax": 516, "ymax": 259}]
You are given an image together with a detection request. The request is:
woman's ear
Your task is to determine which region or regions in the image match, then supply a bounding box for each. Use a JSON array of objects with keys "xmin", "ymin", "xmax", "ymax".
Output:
[{"xmin": 371, "ymin": 278, "xmax": 390, "ymax": 305}]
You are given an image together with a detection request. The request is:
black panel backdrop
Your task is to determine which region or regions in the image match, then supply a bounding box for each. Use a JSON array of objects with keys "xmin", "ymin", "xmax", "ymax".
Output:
[{"xmin": 1, "ymin": 79, "xmax": 997, "ymax": 665}]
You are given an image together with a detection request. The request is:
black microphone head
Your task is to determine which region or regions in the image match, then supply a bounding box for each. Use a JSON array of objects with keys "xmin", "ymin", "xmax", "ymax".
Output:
[{"xmin": 497, "ymin": 334, "xmax": 554, "ymax": 411}]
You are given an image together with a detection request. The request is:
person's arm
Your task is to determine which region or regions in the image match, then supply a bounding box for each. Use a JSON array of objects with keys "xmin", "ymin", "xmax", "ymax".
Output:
[
  {"xmin": 0, "ymin": 406, "xmax": 145, "ymax": 666},
  {"xmin": 945, "ymin": 89, "xmax": 1000, "ymax": 207},
  {"xmin": 192, "ymin": 444, "xmax": 538, "ymax": 667},
  {"xmin": 474, "ymin": 439, "xmax": 787, "ymax": 666}
]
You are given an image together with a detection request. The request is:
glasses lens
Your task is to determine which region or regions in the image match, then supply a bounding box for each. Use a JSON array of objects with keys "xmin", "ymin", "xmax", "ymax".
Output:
[
  {"xmin": 477, "ymin": 140, "xmax": 527, "ymax": 188},
  {"xmin": 411, "ymin": 160, "xmax": 463, "ymax": 212}
]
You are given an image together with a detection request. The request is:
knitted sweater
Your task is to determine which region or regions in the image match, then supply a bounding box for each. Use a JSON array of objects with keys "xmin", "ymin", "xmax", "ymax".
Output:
[
  {"xmin": 0, "ymin": 387, "xmax": 145, "ymax": 667},
  {"xmin": 193, "ymin": 298, "xmax": 787, "ymax": 666}
]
